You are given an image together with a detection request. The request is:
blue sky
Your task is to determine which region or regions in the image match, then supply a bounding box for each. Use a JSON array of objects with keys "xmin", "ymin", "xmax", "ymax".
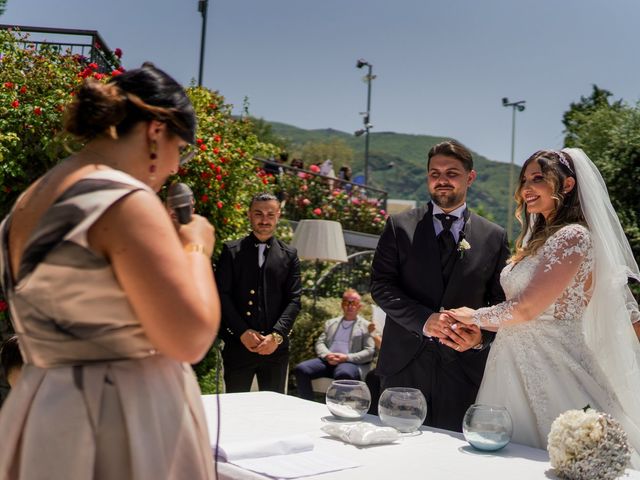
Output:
[{"xmin": 3, "ymin": 0, "xmax": 639, "ymax": 165}]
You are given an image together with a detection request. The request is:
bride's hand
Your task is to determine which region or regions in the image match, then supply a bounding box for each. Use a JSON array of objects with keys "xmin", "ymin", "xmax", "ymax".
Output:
[{"xmin": 444, "ymin": 307, "xmax": 476, "ymax": 325}]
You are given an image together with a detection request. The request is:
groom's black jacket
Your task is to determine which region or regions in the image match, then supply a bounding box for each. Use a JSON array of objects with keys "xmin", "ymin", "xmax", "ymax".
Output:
[{"xmin": 371, "ymin": 203, "xmax": 509, "ymax": 387}]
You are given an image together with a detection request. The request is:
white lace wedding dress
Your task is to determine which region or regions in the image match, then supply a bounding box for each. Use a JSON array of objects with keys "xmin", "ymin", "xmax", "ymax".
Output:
[{"xmin": 474, "ymin": 223, "xmax": 640, "ymax": 461}]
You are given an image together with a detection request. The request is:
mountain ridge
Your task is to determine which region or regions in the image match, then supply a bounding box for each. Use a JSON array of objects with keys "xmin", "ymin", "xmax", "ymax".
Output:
[{"xmin": 268, "ymin": 120, "xmax": 513, "ymax": 228}]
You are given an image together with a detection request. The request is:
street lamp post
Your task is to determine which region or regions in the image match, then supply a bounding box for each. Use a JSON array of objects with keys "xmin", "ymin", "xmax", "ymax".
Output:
[
  {"xmin": 355, "ymin": 59, "xmax": 376, "ymax": 185},
  {"xmin": 502, "ymin": 97, "xmax": 526, "ymax": 242},
  {"xmin": 197, "ymin": 0, "xmax": 209, "ymax": 86}
]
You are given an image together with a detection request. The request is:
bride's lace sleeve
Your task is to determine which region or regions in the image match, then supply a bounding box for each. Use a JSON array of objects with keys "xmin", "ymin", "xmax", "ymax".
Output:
[{"xmin": 472, "ymin": 224, "xmax": 592, "ymax": 328}]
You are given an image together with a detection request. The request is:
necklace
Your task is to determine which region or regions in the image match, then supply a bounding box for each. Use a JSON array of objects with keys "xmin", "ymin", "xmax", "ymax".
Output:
[{"xmin": 341, "ymin": 319, "xmax": 355, "ymax": 329}]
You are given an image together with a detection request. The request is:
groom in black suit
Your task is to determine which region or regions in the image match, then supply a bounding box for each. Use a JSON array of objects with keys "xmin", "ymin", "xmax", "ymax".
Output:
[{"xmin": 371, "ymin": 140, "xmax": 509, "ymax": 432}]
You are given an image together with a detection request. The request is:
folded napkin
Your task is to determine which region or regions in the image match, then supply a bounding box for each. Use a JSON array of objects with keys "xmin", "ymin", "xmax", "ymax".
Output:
[
  {"xmin": 217, "ymin": 434, "xmax": 313, "ymax": 462},
  {"xmin": 216, "ymin": 434, "xmax": 361, "ymax": 478},
  {"xmin": 321, "ymin": 422, "xmax": 400, "ymax": 446}
]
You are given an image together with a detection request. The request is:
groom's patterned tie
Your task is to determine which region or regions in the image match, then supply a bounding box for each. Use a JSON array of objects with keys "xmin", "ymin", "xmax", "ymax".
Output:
[{"xmin": 435, "ymin": 213, "xmax": 458, "ymax": 286}]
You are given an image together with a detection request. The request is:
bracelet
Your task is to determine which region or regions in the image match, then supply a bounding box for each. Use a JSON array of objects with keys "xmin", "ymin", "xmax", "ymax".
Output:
[
  {"xmin": 184, "ymin": 243, "xmax": 210, "ymax": 257},
  {"xmin": 271, "ymin": 332, "xmax": 284, "ymax": 345}
]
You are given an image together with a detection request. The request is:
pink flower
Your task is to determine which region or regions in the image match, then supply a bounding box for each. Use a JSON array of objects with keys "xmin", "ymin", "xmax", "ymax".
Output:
[
  {"xmin": 352, "ymin": 198, "xmax": 361, "ymax": 205},
  {"xmin": 379, "ymin": 209, "xmax": 386, "ymax": 215},
  {"xmin": 300, "ymin": 184, "xmax": 308, "ymax": 192},
  {"xmin": 313, "ymin": 208, "xmax": 322, "ymax": 215},
  {"xmin": 110, "ymin": 69, "xmax": 122, "ymax": 77},
  {"xmin": 309, "ymin": 164, "xmax": 320, "ymax": 173},
  {"xmin": 302, "ymin": 198, "xmax": 311, "ymax": 206},
  {"xmin": 217, "ymin": 201, "xmax": 224, "ymax": 209}
]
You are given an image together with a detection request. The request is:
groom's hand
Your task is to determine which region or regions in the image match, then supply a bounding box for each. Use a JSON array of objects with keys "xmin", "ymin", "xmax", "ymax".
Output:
[
  {"xmin": 439, "ymin": 323, "xmax": 482, "ymax": 352},
  {"xmin": 423, "ymin": 312, "xmax": 454, "ymax": 339}
]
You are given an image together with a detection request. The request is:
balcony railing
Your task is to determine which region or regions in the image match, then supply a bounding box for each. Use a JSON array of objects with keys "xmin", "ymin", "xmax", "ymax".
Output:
[{"xmin": 0, "ymin": 24, "xmax": 120, "ymax": 73}]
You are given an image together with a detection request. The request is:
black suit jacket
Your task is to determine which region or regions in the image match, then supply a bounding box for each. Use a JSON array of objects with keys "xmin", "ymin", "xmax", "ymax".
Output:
[
  {"xmin": 216, "ymin": 233, "xmax": 302, "ymax": 348},
  {"xmin": 371, "ymin": 204, "xmax": 509, "ymax": 385}
]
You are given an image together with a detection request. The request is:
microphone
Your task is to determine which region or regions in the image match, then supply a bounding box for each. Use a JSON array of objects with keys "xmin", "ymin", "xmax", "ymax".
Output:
[{"xmin": 167, "ymin": 182, "xmax": 194, "ymax": 225}]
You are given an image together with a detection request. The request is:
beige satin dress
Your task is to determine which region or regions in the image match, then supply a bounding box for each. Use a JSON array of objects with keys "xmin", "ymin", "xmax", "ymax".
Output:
[{"xmin": 0, "ymin": 170, "xmax": 214, "ymax": 479}]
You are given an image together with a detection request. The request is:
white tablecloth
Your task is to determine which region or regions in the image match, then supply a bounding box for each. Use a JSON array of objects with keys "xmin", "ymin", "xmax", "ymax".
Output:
[{"xmin": 202, "ymin": 392, "xmax": 640, "ymax": 480}]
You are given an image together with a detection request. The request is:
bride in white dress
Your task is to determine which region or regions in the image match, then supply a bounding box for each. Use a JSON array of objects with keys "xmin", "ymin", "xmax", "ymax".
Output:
[{"xmin": 447, "ymin": 148, "xmax": 640, "ymax": 468}]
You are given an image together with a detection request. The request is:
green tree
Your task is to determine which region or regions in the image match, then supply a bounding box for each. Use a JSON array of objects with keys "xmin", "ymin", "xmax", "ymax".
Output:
[
  {"xmin": 562, "ymin": 85, "xmax": 623, "ymax": 147},
  {"xmin": 562, "ymin": 86, "xmax": 640, "ymax": 268},
  {"xmin": 0, "ymin": 1, "xmax": 7, "ymax": 16}
]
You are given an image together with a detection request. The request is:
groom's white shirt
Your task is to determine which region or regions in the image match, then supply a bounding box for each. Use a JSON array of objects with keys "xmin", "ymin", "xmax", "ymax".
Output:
[{"xmin": 432, "ymin": 202, "xmax": 466, "ymax": 243}]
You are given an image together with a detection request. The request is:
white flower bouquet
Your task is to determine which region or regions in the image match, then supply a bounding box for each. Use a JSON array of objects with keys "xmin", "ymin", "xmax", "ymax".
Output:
[{"xmin": 547, "ymin": 408, "xmax": 630, "ymax": 479}]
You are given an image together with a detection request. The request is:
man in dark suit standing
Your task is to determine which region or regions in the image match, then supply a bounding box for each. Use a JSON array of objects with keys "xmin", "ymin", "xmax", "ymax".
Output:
[
  {"xmin": 216, "ymin": 192, "xmax": 302, "ymax": 393},
  {"xmin": 371, "ymin": 140, "xmax": 509, "ymax": 432}
]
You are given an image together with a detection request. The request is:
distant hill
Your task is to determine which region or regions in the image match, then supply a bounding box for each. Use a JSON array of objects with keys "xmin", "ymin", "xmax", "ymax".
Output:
[{"xmin": 269, "ymin": 121, "xmax": 513, "ymax": 228}]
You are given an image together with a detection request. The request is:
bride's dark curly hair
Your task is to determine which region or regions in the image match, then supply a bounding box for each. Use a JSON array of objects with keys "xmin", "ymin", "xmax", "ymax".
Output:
[{"xmin": 511, "ymin": 149, "xmax": 585, "ymax": 263}]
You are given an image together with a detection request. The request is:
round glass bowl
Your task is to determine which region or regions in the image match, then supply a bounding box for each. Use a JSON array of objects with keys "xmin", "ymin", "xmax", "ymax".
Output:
[
  {"xmin": 462, "ymin": 404, "xmax": 513, "ymax": 451},
  {"xmin": 378, "ymin": 387, "xmax": 427, "ymax": 433},
  {"xmin": 325, "ymin": 380, "xmax": 371, "ymax": 420}
]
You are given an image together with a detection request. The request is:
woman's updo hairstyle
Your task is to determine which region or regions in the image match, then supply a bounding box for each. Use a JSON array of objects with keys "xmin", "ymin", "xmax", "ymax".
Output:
[
  {"xmin": 64, "ymin": 62, "xmax": 196, "ymax": 144},
  {"xmin": 511, "ymin": 149, "xmax": 585, "ymax": 262}
]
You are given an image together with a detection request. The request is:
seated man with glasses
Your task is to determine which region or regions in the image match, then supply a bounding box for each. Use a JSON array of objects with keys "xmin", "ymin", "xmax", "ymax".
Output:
[{"xmin": 293, "ymin": 289, "xmax": 375, "ymax": 401}]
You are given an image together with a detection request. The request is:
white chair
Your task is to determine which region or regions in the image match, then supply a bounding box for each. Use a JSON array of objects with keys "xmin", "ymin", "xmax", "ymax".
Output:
[{"xmin": 311, "ymin": 377, "xmax": 334, "ymax": 394}]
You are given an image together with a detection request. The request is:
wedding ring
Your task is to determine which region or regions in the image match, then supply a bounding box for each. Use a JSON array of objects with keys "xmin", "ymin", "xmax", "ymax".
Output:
[{"xmin": 455, "ymin": 346, "xmax": 460, "ymax": 351}]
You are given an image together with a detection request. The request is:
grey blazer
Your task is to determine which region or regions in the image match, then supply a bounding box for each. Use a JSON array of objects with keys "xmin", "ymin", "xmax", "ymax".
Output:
[{"xmin": 315, "ymin": 315, "xmax": 375, "ymax": 378}]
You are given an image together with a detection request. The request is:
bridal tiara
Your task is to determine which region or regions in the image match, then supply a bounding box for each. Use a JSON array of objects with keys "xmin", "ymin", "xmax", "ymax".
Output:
[{"xmin": 556, "ymin": 150, "xmax": 574, "ymax": 174}]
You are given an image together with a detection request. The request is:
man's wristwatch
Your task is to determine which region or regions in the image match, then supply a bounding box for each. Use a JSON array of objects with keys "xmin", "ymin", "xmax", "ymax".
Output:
[{"xmin": 271, "ymin": 332, "xmax": 284, "ymax": 345}]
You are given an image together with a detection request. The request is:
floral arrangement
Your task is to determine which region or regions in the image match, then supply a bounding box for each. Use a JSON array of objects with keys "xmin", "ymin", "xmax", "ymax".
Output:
[
  {"xmin": 547, "ymin": 408, "xmax": 630, "ymax": 479},
  {"xmin": 278, "ymin": 172, "xmax": 387, "ymax": 235}
]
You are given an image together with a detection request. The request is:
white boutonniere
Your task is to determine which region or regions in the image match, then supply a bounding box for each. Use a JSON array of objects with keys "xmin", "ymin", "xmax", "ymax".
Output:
[{"xmin": 457, "ymin": 238, "xmax": 471, "ymax": 258}]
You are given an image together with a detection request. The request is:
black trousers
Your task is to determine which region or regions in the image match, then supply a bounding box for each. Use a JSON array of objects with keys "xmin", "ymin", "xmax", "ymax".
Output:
[
  {"xmin": 222, "ymin": 341, "xmax": 289, "ymax": 393},
  {"xmin": 380, "ymin": 342, "xmax": 478, "ymax": 432},
  {"xmin": 365, "ymin": 368, "xmax": 382, "ymax": 415}
]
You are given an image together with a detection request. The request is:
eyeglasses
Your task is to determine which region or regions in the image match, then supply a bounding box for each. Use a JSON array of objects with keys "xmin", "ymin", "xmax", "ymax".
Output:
[
  {"xmin": 178, "ymin": 144, "xmax": 197, "ymax": 166},
  {"xmin": 342, "ymin": 299, "xmax": 360, "ymax": 306}
]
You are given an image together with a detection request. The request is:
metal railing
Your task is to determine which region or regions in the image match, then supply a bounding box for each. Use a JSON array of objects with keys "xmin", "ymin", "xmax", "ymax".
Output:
[
  {"xmin": 0, "ymin": 24, "xmax": 120, "ymax": 73},
  {"xmin": 257, "ymin": 157, "xmax": 388, "ymax": 211}
]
